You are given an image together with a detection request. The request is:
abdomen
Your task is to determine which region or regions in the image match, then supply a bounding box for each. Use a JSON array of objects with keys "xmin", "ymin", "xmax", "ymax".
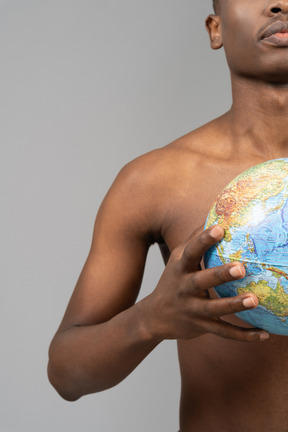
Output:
[{"xmin": 178, "ymin": 332, "xmax": 288, "ymax": 432}]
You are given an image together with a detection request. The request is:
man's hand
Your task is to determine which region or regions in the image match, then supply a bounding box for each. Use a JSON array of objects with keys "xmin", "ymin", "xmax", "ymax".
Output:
[{"xmin": 143, "ymin": 225, "xmax": 269, "ymax": 342}]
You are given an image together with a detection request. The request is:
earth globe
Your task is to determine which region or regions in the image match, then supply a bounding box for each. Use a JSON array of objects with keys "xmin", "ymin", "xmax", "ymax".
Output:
[{"xmin": 204, "ymin": 158, "xmax": 288, "ymax": 335}]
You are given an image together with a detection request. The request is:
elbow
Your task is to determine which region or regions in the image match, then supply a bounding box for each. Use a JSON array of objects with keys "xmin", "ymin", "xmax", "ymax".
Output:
[
  {"xmin": 47, "ymin": 360, "xmax": 81, "ymax": 402},
  {"xmin": 47, "ymin": 340, "xmax": 83, "ymax": 402},
  {"xmin": 47, "ymin": 333, "xmax": 112, "ymax": 399}
]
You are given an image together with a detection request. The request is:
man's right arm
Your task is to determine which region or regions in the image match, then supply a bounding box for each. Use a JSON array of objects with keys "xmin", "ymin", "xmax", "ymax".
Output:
[{"xmin": 47, "ymin": 155, "xmax": 269, "ymax": 401}]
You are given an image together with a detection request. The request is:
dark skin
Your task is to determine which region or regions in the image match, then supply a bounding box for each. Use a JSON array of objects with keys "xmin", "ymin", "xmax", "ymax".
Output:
[{"xmin": 48, "ymin": 1, "xmax": 288, "ymax": 430}]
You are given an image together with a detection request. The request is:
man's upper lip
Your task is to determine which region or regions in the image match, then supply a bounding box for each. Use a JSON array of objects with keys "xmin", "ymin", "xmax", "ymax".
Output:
[{"xmin": 261, "ymin": 21, "xmax": 288, "ymax": 39}]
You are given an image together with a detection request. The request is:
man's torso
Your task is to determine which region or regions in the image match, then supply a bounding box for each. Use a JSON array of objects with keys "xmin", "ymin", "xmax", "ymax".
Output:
[{"xmin": 150, "ymin": 119, "xmax": 288, "ymax": 431}]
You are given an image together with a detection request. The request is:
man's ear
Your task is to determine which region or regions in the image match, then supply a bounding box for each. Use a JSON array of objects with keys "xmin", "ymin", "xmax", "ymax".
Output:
[{"xmin": 205, "ymin": 15, "xmax": 223, "ymax": 50}]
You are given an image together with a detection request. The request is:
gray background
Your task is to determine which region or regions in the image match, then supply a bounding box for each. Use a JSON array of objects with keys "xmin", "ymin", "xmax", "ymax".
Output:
[{"xmin": 2, "ymin": 1, "xmax": 231, "ymax": 431}]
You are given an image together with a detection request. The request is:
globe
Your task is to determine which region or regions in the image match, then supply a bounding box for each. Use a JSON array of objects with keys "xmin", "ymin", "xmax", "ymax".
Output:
[{"xmin": 204, "ymin": 158, "xmax": 288, "ymax": 335}]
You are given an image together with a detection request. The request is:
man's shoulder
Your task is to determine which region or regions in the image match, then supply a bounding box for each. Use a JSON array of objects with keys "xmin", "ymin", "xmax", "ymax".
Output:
[
  {"xmin": 119, "ymin": 124, "xmax": 217, "ymax": 185},
  {"xmin": 102, "ymin": 119, "xmax": 225, "ymax": 241},
  {"xmin": 112, "ymin": 118, "xmax": 227, "ymax": 205}
]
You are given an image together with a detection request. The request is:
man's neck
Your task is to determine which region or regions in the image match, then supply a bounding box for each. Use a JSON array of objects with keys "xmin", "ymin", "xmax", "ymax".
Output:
[{"xmin": 226, "ymin": 75, "xmax": 288, "ymax": 160}]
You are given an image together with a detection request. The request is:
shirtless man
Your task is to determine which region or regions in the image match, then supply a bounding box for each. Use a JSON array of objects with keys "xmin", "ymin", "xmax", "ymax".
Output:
[{"xmin": 48, "ymin": 1, "xmax": 288, "ymax": 430}]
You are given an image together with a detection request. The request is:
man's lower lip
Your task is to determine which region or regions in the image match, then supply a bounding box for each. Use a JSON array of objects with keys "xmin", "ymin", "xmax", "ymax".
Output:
[{"xmin": 263, "ymin": 33, "xmax": 288, "ymax": 46}]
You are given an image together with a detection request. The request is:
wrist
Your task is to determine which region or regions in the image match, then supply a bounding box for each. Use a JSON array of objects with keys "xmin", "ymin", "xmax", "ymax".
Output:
[{"xmin": 134, "ymin": 295, "xmax": 164, "ymax": 344}]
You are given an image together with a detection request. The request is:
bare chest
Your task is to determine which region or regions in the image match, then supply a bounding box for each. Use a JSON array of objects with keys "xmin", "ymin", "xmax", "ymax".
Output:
[
  {"xmin": 160, "ymin": 164, "xmax": 288, "ymax": 431},
  {"xmin": 160, "ymin": 167, "xmax": 233, "ymax": 251}
]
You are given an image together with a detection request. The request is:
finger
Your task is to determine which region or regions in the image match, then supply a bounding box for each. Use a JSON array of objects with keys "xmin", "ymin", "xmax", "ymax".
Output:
[
  {"xmin": 180, "ymin": 225, "xmax": 224, "ymax": 272},
  {"xmin": 188, "ymin": 223, "xmax": 205, "ymax": 239},
  {"xmin": 204, "ymin": 318, "xmax": 269, "ymax": 343},
  {"xmin": 196, "ymin": 293, "xmax": 259, "ymax": 318},
  {"xmin": 185, "ymin": 261, "xmax": 246, "ymax": 295}
]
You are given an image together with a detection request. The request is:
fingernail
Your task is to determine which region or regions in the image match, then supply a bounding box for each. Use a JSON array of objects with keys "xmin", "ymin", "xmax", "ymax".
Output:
[
  {"xmin": 229, "ymin": 264, "xmax": 244, "ymax": 278},
  {"xmin": 242, "ymin": 296, "xmax": 256, "ymax": 308},
  {"xmin": 210, "ymin": 226, "xmax": 223, "ymax": 239},
  {"xmin": 260, "ymin": 332, "xmax": 270, "ymax": 341}
]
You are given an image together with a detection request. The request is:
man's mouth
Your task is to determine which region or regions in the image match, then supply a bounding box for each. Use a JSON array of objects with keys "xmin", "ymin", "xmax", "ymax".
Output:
[{"xmin": 261, "ymin": 21, "xmax": 288, "ymax": 45}]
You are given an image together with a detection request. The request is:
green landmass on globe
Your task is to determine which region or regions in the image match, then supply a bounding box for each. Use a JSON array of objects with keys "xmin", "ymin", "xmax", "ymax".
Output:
[{"xmin": 204, "ymin": 158, "xmax": 288, "ymax": 335}]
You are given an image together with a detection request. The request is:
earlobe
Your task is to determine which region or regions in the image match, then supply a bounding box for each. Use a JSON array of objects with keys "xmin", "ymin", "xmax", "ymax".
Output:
[{"xmin": 205, "ymin": 14, "xmax": 223, "ymax": 50}]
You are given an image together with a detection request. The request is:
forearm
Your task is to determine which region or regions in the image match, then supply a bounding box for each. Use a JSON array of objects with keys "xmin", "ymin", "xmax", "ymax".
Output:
[{"xmin": 48, "ymin": 298, "xmax": 161, "ymax": 401}]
